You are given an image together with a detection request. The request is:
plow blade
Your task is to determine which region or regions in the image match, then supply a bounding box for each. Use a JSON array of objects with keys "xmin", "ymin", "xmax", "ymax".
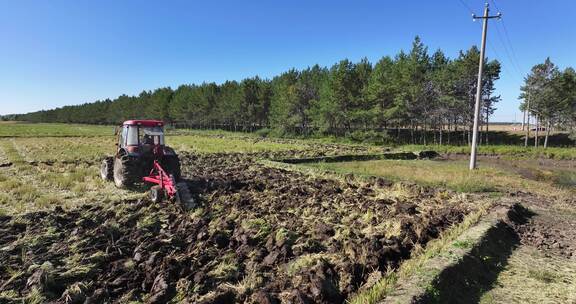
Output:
[{"xmin": 176, "ymin": 182, "xmax": 196, "ymax": 210}]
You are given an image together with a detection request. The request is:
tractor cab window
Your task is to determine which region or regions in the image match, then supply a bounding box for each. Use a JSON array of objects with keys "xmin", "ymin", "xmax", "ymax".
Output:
[
  {"xmin": 126, "ymin": 126, "xmax": 140, "ymax": 146},
  {"xmin": 140, "ymin": 126, "xmax": 164, "ymax": 146},
  {"xmin": 123, "ymin": 125, "xmax": 164, "ymax": 146},
  {"xmin": 120, "ymin": 126, "xmax": 129, "ymax": 147}
]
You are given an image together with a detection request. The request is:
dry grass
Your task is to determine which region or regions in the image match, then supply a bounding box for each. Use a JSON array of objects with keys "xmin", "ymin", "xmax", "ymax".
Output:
[
  {"xmin": 0, "ymin": 130, "xmax": 311, "ymax": 216},
  {"xmin": 479, "ymin": 246, "xmax": 576, "ymax": 304},
  {"xmin": 306, "ymin": 160, "xmax": 499, "ymax": 193},
  {"xmin": 170, "ymin": 135, "xmax": 305, "ymax": 154},
  {"xmin": 303, "ymin": 159, "xmax": 573, "ymax": 198},
  {"xmin": 285, "ymin": 253, "xmax": 340, "ymax": 275},
  {"xmin": 0, "ymin": 140, "xmax": 25, "ymax": 163},
  {"xmin": 7, "ymin": 137, "xmax": 115, "ymax": 162},
  {"xmin": 0, "ymin": 139, "xmax": 141, "ymax": 215}
]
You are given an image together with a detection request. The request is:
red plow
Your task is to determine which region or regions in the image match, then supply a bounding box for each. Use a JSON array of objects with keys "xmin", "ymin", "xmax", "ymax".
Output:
[{"xmin": 143, "ymin": 159, "xmax": 194, "ymax": 209}]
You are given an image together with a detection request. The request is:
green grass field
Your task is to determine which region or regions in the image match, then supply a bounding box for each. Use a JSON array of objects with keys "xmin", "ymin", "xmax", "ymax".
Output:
[
  {"xmin": 0, "ymin": 122, "xmax": 113, "ymax": 137},
  {"xmin": 0, "ymin": 135, "xmax": 305, "ymax": 163}
]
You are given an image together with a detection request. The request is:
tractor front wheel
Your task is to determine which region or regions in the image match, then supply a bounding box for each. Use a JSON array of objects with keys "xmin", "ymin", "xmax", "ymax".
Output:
[{"xmin": 100, "ymin": 157, "xmax": 113, "ymax": 181}]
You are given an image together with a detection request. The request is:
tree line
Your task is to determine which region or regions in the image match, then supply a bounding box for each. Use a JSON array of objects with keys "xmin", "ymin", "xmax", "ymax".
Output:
[
  {"xmin": 519, "ymin": 58, "xmax": 576, "ymax": 148},
  {"xmin": 9, "ymin": 37, "xmax": 509, "ymax": 145}
]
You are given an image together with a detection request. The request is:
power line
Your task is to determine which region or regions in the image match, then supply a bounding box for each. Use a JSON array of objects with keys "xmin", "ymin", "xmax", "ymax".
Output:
[
  {"xmin": 457, "ymin": 0, "xmax": 475, "ymax": 15},
  {"xmin": 456, "ymin": 0, "xmax": 523, "ymax": 78},
  {"xmin": 488, "ymin": 0, "xmax": 502, "ymax": 14},
  {"xmin": 455, "ymin": 0, "xmax": 525, "ymax": 85},
  {"xmin": 484, "ymin": 0, "xmax": 522, "ymax": 76},
  {"xmin": 485, "ymin": 1, "xmax": 527, "ymax": 147},
  {"xmin": 490, "ymin": 0, "xmax": 526, "ymax": 76},
  {"xmin": 491, "ymin": 5, "xmax": 523, "ymax": 76},
  {"xmin": 487, "ymin": 39, "xmax": 521, "ymax": 85},
  {"xmin": 492, "ymin": 18, "xmax": 523, "ymax": 76},
  {"xmin": 501, "ymin": 22, "xmax": 524, "ymax": 72}
]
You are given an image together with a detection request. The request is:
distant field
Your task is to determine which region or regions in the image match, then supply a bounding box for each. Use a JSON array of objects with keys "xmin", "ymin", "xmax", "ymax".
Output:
[
  {"xmin": 1, "ymin": 137, "xmax": 115, "ymax": 162},
  {"xmin": 303, "ymin": 159, "xmax": 521, "ymax": 193},
  {"xmin": 0, "ymin": 121, "xmax": 114, "ymax": 137},
  {"xmin": 487, "ymin": 123, "xmax": 524, "ymax": 132},
  {"xmin": 470, "ymin": 123, "xmax": 567, "ymax": 133},
  {"xmin": 303, "ymin": 159, "xmax": 499, "ymax": 193},
  {"xmin": 171, "ymin": 135, "xmax": 305, "ymax": 154},
  {"xmin": 399, "ymin": 144, "xmax": 576, "ymax": 160},
  {"xmin": 0, "ymin": 122, "xmax": 377, "ymax": 155},
  {"xmin": 301, "ymin": 157, "xmax": 574, "ymax": 197}
]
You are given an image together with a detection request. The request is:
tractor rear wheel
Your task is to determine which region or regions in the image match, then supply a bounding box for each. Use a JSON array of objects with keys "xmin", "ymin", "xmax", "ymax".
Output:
[
  {"xmin": 113, "ymin": 155, "xmax": 139, "ymax": 188},
  {"xmin": 100, "ymin": 157, "xmax": 113, "ymax": 181},
  {"xmin": 163, "ymin": 155, "xmax": 181, "ymax": 181}
]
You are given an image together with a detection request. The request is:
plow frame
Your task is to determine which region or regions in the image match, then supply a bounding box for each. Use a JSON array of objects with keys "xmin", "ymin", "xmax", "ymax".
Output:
[{"xmin": 142, "ymin": 160, "xmax": 177, "ymax": 199}]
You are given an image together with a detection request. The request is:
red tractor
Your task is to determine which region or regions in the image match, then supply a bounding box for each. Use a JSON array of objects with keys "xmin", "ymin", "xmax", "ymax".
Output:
[{"xmin": 100, "ymin": 120, "xmax": 195, "ymax": 208}]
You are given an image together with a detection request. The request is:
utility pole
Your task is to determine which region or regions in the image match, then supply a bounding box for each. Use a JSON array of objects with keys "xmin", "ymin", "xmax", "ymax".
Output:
[
  {"xmin": 534, "ymin": 114, "xmax": 539, "ymax": 147},
  {"xmin": 485, "ymin": 100, "xmax": 489, "ymax": 145},
  {"xmin": 469, "ymin": 3, "xmax": 501, "ymax": 170},
  {"xmin": 522, "ymin": 108, "xmax": 526, "ymax": 131},
  {"xmin": 524, "ymin": 92, "xmax": 530, "ymax": 147}
]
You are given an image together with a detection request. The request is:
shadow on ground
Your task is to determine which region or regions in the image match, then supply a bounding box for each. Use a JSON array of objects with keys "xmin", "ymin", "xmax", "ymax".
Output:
[{"xmin": 416, "ymin": 204, "xmax": 534, "ymax": 304}]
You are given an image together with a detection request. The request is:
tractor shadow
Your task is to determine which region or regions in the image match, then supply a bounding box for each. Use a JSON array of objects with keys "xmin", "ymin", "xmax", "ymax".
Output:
[{"xmin": 416, "ymin": 204, "xmax": 535, "ymax": 304}]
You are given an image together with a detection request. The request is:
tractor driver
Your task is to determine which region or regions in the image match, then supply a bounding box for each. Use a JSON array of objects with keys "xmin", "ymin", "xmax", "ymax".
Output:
[{"xmin": 143, "ymin": 134, "xmax": 154, "ymax": 145}]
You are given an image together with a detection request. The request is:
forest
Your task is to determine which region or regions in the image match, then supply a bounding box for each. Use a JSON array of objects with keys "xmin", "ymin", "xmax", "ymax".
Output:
[
  {"xmin": 6, "ymin": 37, "xmax": 576, "ymax": 145},
  {"xmin": 519, "ymin": 58, "xmax": 576, "ymax": 147}
]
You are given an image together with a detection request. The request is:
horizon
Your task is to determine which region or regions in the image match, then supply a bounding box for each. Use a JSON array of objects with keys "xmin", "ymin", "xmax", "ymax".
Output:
[{"xmin": 1, "ymin": 0, "xmax": 574, "ymax": 122}]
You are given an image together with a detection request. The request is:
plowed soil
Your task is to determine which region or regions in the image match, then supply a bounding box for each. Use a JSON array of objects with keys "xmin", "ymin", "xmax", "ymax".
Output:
[
  {"xmin": 0, "ymin": 151, "xmax": 476, "ymax": 303},
  {"xmin": 509, "ymin": 192, "xmax": 576, "ymax": 259}
]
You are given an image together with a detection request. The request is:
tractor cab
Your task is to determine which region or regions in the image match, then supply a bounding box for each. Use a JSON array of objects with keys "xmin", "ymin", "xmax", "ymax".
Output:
[{"xmin": 118, "ymin": 120, "xmax": 165, "ymax": 152}]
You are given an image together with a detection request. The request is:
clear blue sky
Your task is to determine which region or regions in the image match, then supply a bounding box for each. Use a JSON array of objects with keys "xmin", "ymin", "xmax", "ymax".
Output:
[{"xmin": 1, "ymin": 0, "xmax": 574, "ymax": 122}]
